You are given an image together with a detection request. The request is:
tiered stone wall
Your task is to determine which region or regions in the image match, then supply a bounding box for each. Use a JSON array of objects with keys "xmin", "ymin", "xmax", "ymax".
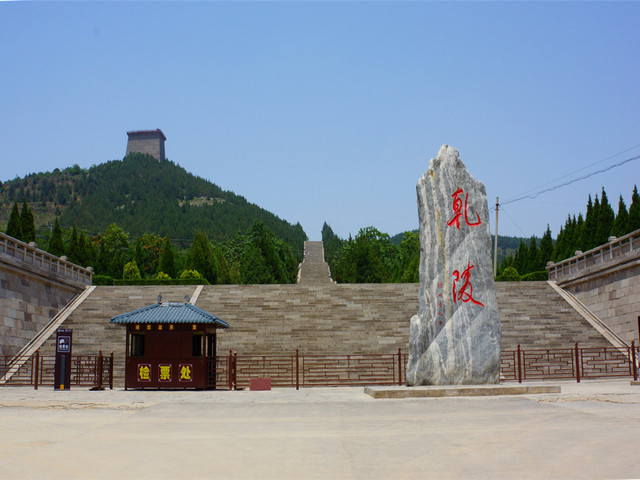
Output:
[
  {"xmin": 548, "ymin": 229, "xmax": 640, "ymax": 344},
  {"xmin": 37, "ymin": 281, "xmax": 614, "ymax": 387},
  {"xmin": 0, "ymin": 233, "xmax": 91, "ymax": 356}
]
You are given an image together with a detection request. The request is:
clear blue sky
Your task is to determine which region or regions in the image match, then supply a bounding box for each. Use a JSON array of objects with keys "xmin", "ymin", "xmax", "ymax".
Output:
[{"xmin": 1, "ymin": 1, "xmax": 639, "ymax": 241}]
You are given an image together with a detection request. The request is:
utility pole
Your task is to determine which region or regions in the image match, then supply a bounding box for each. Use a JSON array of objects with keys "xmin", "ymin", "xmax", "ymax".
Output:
[{"xmin": 494, "ymin": 197, "xmax": 499, "ymax": 278}]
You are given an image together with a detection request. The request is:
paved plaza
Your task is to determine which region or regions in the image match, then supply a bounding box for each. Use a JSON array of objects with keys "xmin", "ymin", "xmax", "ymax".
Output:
[{"xmin": 1, "ymin": 380, "xmax": 640, "ymax": 479}]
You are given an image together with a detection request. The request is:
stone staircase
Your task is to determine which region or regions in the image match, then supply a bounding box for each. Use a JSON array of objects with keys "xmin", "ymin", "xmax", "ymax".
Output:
[
  {"xmin": 298, "ymin": 241, "xmax": 334, "ymax": 284},
  {"xmin": 33, "ymin": 281, "xmax": 614, "ymax": 388},
  {"xmin": 30, "ymin": 242, "xmax": 616, "ymax": 388}
]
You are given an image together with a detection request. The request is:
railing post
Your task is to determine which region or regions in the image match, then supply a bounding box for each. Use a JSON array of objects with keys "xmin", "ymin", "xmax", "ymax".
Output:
[
  {"xmin": 296, "ymin": 349, "xmax": 299, "ymax": 390},
  {"xmin": 517, "ymin": 345, "xmax": 522, "ymax": 384},
  {"xmin": 109, "ymin": 351, "xmax": 114, "ymax": 390},
  {"xmin": 232, "ymin": 351, "xmax": 237, "ymax": 390},
  {"xmin": 575, "ymin": 342, "xmax": 581, "ymax": 383},
  {"xmin": 95, "ymin": 350, "xmax": 104, "ymax": 390},
  {"xmin": 632, "ymin": 341, "xmax": 637, "ymax": 381},
  {"xmin": 398, "ymin": 348, "xmax": 403, "ymax": 386},
  {"xmin": 228, "ymin": 350, "xmax": 233, "ymax": 391},
  {"xmin": 34, "ymin": 350, "xmax": 40, "ymax": 390}
]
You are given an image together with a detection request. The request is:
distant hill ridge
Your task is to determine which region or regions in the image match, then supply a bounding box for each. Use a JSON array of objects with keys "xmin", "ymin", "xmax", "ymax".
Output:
[{"xmin": 0, "ymin": 153, "xmax": 307, "ymax": 248}]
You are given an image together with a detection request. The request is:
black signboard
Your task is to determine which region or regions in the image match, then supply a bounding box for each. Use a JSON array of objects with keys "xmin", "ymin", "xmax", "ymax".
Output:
[{"xmin": 54, "ymin": 329, "xmax": 72, "ymax": 390}]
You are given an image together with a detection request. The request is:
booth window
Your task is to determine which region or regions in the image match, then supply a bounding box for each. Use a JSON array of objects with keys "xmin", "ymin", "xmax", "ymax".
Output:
[
  {"xmin": 192, "ymin": 333, "xmax": 203, "ymax": 357},
  {"xmin": 130, "ymin": 333, "xmax": 145, "ymax": 357}
]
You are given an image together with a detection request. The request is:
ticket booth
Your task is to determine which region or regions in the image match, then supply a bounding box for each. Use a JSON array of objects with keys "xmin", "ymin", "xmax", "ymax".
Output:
[{"xmin": 110, "ymin": 301, "xmax": 229, "ymax": 390}]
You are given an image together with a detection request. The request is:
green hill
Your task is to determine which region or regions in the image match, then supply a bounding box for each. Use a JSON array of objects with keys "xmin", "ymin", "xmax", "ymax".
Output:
[{"xmin": 0, "ymin": 153, "xmax": 307, "ymax": 251}]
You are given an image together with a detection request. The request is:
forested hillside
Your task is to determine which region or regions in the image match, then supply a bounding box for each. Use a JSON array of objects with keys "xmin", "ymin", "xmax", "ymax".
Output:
[{"xmin": 0, "ymin": 153, "xmax": 306, "ymax": 250}]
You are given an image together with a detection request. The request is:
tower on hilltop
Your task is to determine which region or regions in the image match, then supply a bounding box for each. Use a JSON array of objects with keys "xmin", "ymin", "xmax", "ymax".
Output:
[{"xmin": 126, "ymin": 129, "xmax": 166, "ymax": 161}]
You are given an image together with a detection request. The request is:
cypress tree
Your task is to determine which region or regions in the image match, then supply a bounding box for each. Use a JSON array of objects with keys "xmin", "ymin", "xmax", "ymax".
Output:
[
  {"xmin": 20, "ymin": 200, "xmax": 35, "ymax": 243},
  {"xmin": 611, "ymin": 195, "xmax": 629, "ymax": 238},
  {"xmin": 48, "ymin": 217, "xmax": 65, "ymax": 257},
  {"xmin": 579, "ymin": 196, "xmax": 594, "ymax": 251},
  {"xmin": 6, "ymin": 200, "xmax": 22, "ymax": 240},
  {"xmin": 552, "ymin": 224, "xmax": 565, "ymax": 262},
  {"xmin": 596, "ymin": 188, "xmax": 614, "ymax": 245},
  {"xmin": 539, "ymin": 225, "xmax": 554, "ymax": 267},
  {"xmin": 160, "ymin": 236, "xmax": 177, "ymax": 278},
  {"xmin": 68, "ymin": 224, "xmax": 80, "ymax": 263},
  {"xmin": 628, "ymin": 185, "xmax": 640, "ymax": 233},
  {"xmin": 186, "ymin": 231, "xmax": 217, "ymax": 284},
  {"xmin": 526, "ymin": 236, "xmax": 540, "ymax": 273}
]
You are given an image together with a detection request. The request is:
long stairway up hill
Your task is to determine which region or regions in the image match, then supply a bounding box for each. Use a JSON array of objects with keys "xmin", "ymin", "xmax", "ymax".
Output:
[{"xmin": 298, "ymin": 241, "xmax": 334, "ymax": 284}]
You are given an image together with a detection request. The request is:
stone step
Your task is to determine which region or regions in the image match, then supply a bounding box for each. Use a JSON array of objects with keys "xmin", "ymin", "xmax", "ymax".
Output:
[{"xmin": 31, "ymin": 279, "xmax": 614, "ymax": 388}]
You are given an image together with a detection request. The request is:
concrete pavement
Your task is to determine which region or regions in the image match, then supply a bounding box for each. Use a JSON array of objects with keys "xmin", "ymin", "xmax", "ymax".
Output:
[{"xmin": 1, "ymin": 380, "xmax": 640, "ymax": 479}]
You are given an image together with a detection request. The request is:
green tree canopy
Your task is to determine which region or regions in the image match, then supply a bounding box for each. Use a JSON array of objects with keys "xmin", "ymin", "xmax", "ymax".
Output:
[
  {"xmin": 20, "ymin": 200, "xmax": 35, "ymax": 243},
  {"xmin": 48, "ymin": 217, "xmax": 65, "ymax": 257},
  {"xmin": 186, "ymin": 231, "xmax": 218, "ymax": 284},
  {"xmin": 628, "ymin": 185, "xmax": 640, "ymax": 233},
  {"xmin": 6, "ymin": 200, "xmax": 22, "ymax": 240},
  {"xmin": 611, "ymin": 195, "xmax": 629, "ymax": 238},
  {"xmin": 160, "ymin": 236, "xmax": 177, "ymax": 278}
]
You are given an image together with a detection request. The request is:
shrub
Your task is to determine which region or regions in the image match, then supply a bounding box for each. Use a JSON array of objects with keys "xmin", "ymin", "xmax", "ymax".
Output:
[
  {"xmin": 179, "ymin": 269, "xmax": 204, "ymax": 280},
  {"xmin": 156, "ymin": 271, "xmax": 171, "ymax": 281},
  {"xmin": 496, "ymin": 266, "xmax": 521, "ymax": 282},
  {"xmin": 123, "ymin": 260, "xmax": 142, "ymax": 280},
  {"xmin": 92, "ymin": 275, "xmax": 113, "ymax": 286},
  {"xmin": 521, "ymin": 271, "xmax": 549, "ymax": 281}
]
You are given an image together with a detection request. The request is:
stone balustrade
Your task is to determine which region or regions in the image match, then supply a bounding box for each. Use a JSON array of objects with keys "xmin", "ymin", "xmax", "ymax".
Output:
[
  {"xmin": 546, "ymin": 228, "xmax": 640, "ymax": 284},
  {"xmin": 0, "ymin": 232, "xmax": 92, "ymax": 286}
]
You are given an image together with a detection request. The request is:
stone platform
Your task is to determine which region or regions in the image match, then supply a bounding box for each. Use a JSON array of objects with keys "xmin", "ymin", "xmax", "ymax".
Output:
[{"xmin": 365, "ymin": 383, "xmax": 560, "ymax": 399}]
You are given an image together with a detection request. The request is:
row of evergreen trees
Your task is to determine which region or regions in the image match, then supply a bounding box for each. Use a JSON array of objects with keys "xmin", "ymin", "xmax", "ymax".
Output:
[
  {"xmin": 5, "ymin": 200, "xmax": 35, "ymax": 244},
  {"xmin": 498, "ymin": 186, "xmax": 640, "ymax": 279},
  {"xmin": 3, "ymin": 200, "xmax": 301, "ymax": 285}
]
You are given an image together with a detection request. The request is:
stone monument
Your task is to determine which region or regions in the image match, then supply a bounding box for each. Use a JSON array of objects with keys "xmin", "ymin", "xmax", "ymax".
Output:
[{"xmin": 407, "ymin": 145, "xmax": 501, "ymax": 385}]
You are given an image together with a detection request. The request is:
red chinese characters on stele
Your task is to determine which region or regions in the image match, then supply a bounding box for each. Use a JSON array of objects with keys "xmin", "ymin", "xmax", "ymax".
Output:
[
  {"xmin": 446, "ymin": 187, "xmax": 481, "ymax": 230},
  {"xmin": 452, "ymin": 262, "xmax": 484, "ymax": 307},
  {"xmin": 446, "ymin": 187, "xmax": 484, "ymax": 309}
]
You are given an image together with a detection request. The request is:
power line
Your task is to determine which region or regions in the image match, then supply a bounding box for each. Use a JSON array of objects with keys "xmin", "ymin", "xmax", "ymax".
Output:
[{"xmin": 501, "ymin": 154, "xmax": 640, "ymax": 207}]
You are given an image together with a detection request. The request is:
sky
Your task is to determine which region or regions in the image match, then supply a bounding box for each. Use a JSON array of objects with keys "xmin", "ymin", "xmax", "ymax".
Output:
[{"xmin": 1, "ymin": 1, "xmax": 639, "ymax": 242}]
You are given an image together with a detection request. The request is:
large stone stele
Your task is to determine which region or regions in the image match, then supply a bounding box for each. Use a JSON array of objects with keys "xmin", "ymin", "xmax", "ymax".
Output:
[{"xmin": 407, "ymin": 145, "xmax": 501, "ymax": 385}]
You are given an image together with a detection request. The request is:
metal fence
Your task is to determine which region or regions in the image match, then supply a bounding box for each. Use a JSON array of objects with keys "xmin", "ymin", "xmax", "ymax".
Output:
[
  {"xmin": 215, "ymin": 349, "xmax": 408, "ymax": 390},
  {"xmin": 501, "ymin": 343, "xmax": 639, "ymax": 383},
  {"xmin": 3, "ymin": 344, "xmax": 639, "ymax": 391},
  {"xmin": 215, "ymin": 344, "xmax": 640, "ymax": 390},
  {"xmin": 0, "ymin": 351, "xmax": 113, "ymax": 389}
]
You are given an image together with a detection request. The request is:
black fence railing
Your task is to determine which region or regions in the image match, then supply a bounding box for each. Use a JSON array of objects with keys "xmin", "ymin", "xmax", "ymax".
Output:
[{"xmin": 0, "ymin": 351, "xmax": 113, "ymax": 389}]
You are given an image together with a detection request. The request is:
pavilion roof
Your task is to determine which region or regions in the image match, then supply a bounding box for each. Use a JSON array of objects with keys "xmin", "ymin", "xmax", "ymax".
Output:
[{"xmin": 110, "ymin": 302, "xmax": 229, "ymax": 328}]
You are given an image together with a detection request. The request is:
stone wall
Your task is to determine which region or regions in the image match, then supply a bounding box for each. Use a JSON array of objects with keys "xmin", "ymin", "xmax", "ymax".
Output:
[
  {"xmin": 561, "ymin": 264, "xmax": 640, "ymax": 344},
  {"xmin": 0, "ymin": 233, "xmax": 91, "ymax": 356},
  {"xmin": 549, "ymin": 230, "xmax": 640, "ymax": 344}
]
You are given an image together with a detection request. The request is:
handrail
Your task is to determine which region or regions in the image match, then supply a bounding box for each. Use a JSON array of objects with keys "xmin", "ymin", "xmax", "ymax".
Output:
[
  {"xmin": 0, "ymin": 285, "xmax": 96, "ymax": 384},
  {"xmin": 546, "ymin": 281, "xmax": 629, "ymax": 354},
  {"xmin": 546, "ymin": 228, "xmax": 640, "ymax": 282},
  {"xmin": 0, "ymin": 232, "xmax": 92, "ymax": 285}
]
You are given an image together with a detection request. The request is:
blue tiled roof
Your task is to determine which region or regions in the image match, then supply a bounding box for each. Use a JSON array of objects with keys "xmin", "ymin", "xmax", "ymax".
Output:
[{"xmin": 110, "ymin": 302, "xmax": 229, "ymax": 328}]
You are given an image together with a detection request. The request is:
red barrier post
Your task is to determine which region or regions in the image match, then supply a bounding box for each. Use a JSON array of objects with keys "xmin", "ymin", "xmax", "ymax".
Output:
[
  {"xmin": 295, "ymin": 349, "xmax": 300, "ymax": 390},
  {"xmin": 517, "ymin": 345, "xmax": 522, "ymax": 383},
  {"xmin": 109, "ymin": 351, "xmax": 114, "ymax": 390},
  {"xmin": 632, "ymin": 341, "xmax": 637, "ymax": 381},
  {"xmin": 398, "ymin": 348, "xmax": 403, "ymax": 386},
  {"xmin": 574, "ymin": 342, "xmax": 581, "ymax": 383},
  {"xmin": 233, "ymin": 351, "xmax": 238, "ymax": 390},
  {"xmin": 34, "ymin": 350, "xmax": 40, "ymax": 390},
  {"xmin": 95, "ymin": 350, "xmax": 104, "ymax": 390},
  {"xmin": 228, "ymin": 350, "xmax": 233, "ymax": 391}
]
